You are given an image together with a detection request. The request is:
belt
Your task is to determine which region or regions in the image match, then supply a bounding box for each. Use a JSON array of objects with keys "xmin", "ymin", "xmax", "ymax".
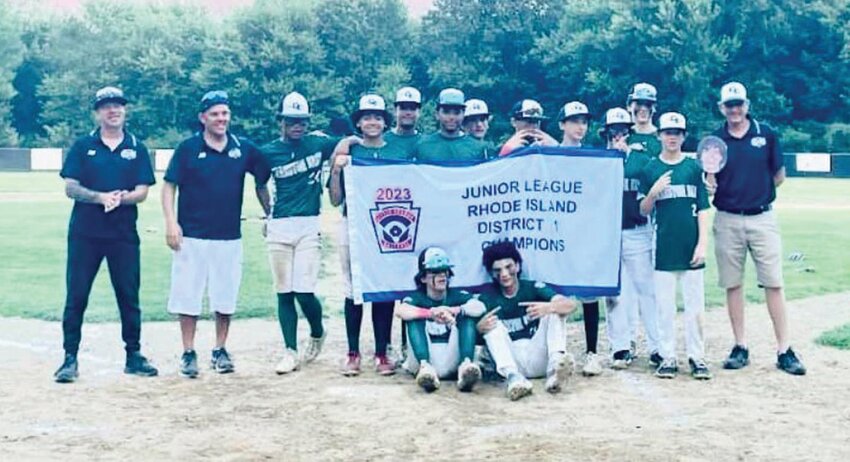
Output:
[
  {"xmin": 623, "ymin": 221, "xmax": 649, "ymax": 230},
  {"xmin": 719, "ymin": 204, "xmax": 772, "ymax": 216}
]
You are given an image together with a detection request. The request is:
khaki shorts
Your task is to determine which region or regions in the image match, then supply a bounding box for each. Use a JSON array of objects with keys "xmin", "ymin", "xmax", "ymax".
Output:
[
  {"xmin": 266, "ymin": 217, "xmax": 321, "ymax": 293},
  {"xmin": 713, "ymin": 210, "xmax": 783, "ymax": 289}
]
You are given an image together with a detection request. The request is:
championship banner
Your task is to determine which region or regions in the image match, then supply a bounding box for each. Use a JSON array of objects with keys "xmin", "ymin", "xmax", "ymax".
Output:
[{"xmin": 345, "ymin": 146, "xmax": 624, "ymax": 303}]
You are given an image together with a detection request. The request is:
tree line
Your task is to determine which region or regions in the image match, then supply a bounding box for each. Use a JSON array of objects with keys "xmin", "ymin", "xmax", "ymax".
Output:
[{"xmin": 1, "ymin": 0, "xmax": 848, "ymax": 151}]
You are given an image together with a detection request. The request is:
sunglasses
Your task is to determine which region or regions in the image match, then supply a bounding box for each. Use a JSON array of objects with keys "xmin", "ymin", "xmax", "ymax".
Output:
[{"xmin": 722, "ymin": 100, "xmax": 745, "ymax": 108}]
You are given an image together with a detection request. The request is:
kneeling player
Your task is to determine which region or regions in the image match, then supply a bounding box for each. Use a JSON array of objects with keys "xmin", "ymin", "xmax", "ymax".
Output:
[
  {"xmin": 396, "ymin": 247, "xmax": 485, "ymax": 393},
  {"xmin": 477, "ymin": 241, "xmax": 578, "ymax": 400}
]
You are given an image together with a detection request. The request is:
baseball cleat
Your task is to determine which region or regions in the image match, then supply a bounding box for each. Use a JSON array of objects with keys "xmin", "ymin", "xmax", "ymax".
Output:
[
  {"xmin": 275, "ymin": 348, "xmax": 300, "ymax": 375},
  {"xmin": 582, "ymin": 352, "xmax": 603, "ymax": 376},
  {"xmin": 375, "ymin": 354, "xmax": 396, "ymax": 376},
  {"xmin": 301, "ymin": 331, "xmax": 326, "ymax": 364},
  {"xmin": 456, "ymin": 359, "xmax": 482, "ymax": 392},
  {"xmin": 723, "ymin": 345, "xmax": 749, "ymax": 370},
  {"xmin": 211, "ymin": 347, "xmax": 235, "ymax": 374},
  {"xmin": 180, "ymin": 349, "xmax": 199, "ymax": 378},
  {"xmin": 689, "ymin": 358, "xmax": 712, "ymax": 380},
  {"xmin": 611, "ymin": 350, "xmax": 634, "ymax": 370},
  {"xmin": 341, "ymin": 352, "xmax": 361, "ymax": 377},
  {"xmin": 649, "ymin": 351, "xmax": 664, "ymax": 368},
  {"xmin": 416, "ymin": 361, "xmax": 440, "ymax": 392},
  {"xmin": 545, "ymin": 352, "xmax": 575, "ymax": 393},
  {"xmin": 655, "ymin": 359, "xmax": 678, "ymax": 379},
  {"xmin": 506, "ymin": 373, "xmax": 533, "ymax": 401},
  {"xmin": 54, "ymin": 354, "xmax": 79, "ymax": 384},
  {"xmin": 777, "ymin": 348, "xmax": 806, "ymax": 376}
]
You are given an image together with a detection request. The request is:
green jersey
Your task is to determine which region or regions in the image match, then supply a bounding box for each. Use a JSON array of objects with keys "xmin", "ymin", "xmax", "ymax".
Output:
[
  {"xmin": 412, "ymin": 132, "xmax": 489, "ymax": 162},
  {"xmin": 384, "ymin": 130, "xmax": 421, "ymax": 158},
  {"xmin": 351, "ymin": 140, "xmax": 410, "ymax": 161},
  {"xmin": 402, "ymin": 288, "xmax": 474, "ymax": 343},
  {"xmin": 262, "ymin": 134, "xmax": 338, "ymax": 218},
  {"xmin": 623, "ymin": 149, "xmax": 652, "ymax": 229},
  {"xmin": 629, "ymin": 131, "xmax": 661, "ymax": 158},
  {"xmin": 640, "ymin": 156, "xmax": 710, "ymax": 271},
  {"xmin": 478, "ymin": 280, "xmax": 557, "ymax": 341}
]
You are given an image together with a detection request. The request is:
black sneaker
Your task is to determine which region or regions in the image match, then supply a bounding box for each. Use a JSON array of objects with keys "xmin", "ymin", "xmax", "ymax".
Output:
[
  {"xmin": 649, "ymin": 351, "xmax": 664, "ymax": 367},
  {"xmin": 54, "ymin": 354, "xmax": 79, "ymax": 384},
  {"xmin": 777, "ymin": 348, "xmax": 806, "ymax": 376},
  {"xmin": 722, "ymin": 345, "xmax": 749, "ymax": 370},
  {"xmin": 654, "ymin": 359, "xmax": 678, "ymax": 379},
  {"xmin": 689, "ymin": 358, "xmax": 712, "ymax": 380},
  {"xmin": 125, "ymin": 352, "xmax": 159, "ymax": 377},
  {"xmin": 180, "ymin": 349, "xmax": 199, "ymax": 378},
  {"xmin": 611, "ymin": 350, "xmax": 633, "ymax": 370},
  {"xmin": 211, "ymin": 347, "xmax": 235, "ymax": 374}
]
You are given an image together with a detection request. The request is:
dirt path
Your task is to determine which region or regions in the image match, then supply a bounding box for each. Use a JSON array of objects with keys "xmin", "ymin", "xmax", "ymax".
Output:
[{"xmin": 2, "ymin": 291, "xmax": 850, "ymax": 461}]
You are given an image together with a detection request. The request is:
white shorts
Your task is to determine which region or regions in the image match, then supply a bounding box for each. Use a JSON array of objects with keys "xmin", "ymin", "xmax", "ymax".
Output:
[
  {"xmin": 266, "ymin": 217, "xmax": 321, "ymax": 293},
  {"xmin": 167, "ymin": 238, "xmax": 243, "ymax": 316}
]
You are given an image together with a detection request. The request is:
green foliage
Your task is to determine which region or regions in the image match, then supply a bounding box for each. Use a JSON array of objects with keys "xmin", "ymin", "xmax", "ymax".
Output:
[
  {"xmin": 817, "ymin": 323, "xmax": 850, "ymax": 350},
  {"xmin": 0, "ymin": 0, "xmax": 24, "ymax": 145}
]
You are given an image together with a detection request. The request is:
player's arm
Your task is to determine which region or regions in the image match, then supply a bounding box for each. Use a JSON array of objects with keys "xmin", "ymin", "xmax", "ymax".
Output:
[
  {"xmin": 773, "ymin": 166, "xmax": 786, "ymax": 187},
  {"xmin": 640, "ymin": 171, "xmax": 671, "ymax": 216},
  {"xmin": 332, "ymin": 135, "xmax": 361, "ymax": 158},
  {"xmin": 520, "ymin": 294, "xmax": 576, "ymax": 320},
  {"xmin": 328, "ymin": 153, "xmax": 348, "ymax": 207},
  {"xmin": 691, "ymin": 209, "xmax": 709, "ymax": 267},
  {"xmin": 118, "ymin": 184, "xmax": 149, "ymax": 205},
  {"xmin": 161, "ymin": 181, "xmax": 182, "ymax": 251},
  {"xmin": 395, "ymin": 302, "xmax": 434, "ymax": 321},
  {"xmin": 64, "ymin": 178, "xmax": 115, "ymax": 205}
]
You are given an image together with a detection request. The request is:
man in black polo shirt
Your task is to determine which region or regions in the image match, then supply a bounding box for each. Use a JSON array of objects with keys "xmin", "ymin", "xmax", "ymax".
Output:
[
  {"xmin": 710, "ymin": 82, "xmax": 805, "ymax": 375},
  {"xmin": 162, "ymin": 90, "xmax": 271, "ymax": 378},
  {"xmin": 54, "ymin": 86, "xmax": 158, "ymax": 383}
]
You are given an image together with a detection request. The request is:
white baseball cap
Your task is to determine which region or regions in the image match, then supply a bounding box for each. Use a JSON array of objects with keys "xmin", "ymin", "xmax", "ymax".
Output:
[
  {"xmin": 437, "ymin": 88, "xmax": 465, "ymax": 108},
  {"xmin": 627, "ymin": 83, "xmax": 658, "ymax": 104},
  {"xmin": 604, "ymin": 107, "xmax": 633, "ymax": 126},
  {"xmin": 352, "ymin": 94, "xmax": 390, "ymax": 125},
  {"xmin": 395, "ymin": 87, "xmax": 421, "ymax": 105},
  {"xmin": 464, "ymin": 99, "xmax": 490, "ymax": 117},
  {"xmin": 558, "ymin": 101, "xmax": 590, "ymax": 121},
  {"xmin": 279, "ymin": 92, "xmax": 310, "ymax": 118},
  {"xmin": 511, "ymin": 99, "xmax": 547, "ymax": 120},
  {"xmin": 658, "ymin": 112, "xmax": 687, "ymax": 131},
  {"xmin": 720, "ymin": 82, "xmax": 748, "ymax": 104}
]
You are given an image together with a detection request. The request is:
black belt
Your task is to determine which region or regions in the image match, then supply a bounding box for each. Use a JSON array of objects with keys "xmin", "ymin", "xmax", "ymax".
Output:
[{"xmin": 719, "ymin": 204, "xmax": 772, "ymax": 216}]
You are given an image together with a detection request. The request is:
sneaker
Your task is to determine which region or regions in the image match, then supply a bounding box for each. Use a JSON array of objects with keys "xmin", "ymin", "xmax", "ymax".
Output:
[
  {"xmin": 54, "ymin": 354, "xmax": 79, "ymax": 383},
  {"xmin": 689, "ymin": 358, "xmax": 712, "ymax": 380},
  {"xmin": 777, "ymin": 348, "xmax": 807, "ymax": 376},
  {"xmin": 211, "ymin": 347, "xmax": 235, "ymax": 374},
  {"xmin": 375, "ymin": 354, "xmax": 396, "ymax": 376},
  {"xmin": 301, "ymin": 331, "xmax": 326, "ymax": 364},
  {"xmin": 655, "ymin": 359, "xmax": 678, "ymax": 379},
  {"xmin": 545, "ymin": 352, "xmax": 575, "ymax": 393},
  {"xmin": 416, "ymin": 361, "xmax": 440, "ymax": 392},
  {"xmin": 582, "ymin": 352, "xmax": 603, "ymax": 376},
  {"xmin": 275, "ymin": 348, "xmax": 300, "ymax": 375},
  {"xmin": 722, "ymin": 345, "xmax": 750, "ymax": 370},
  {"xmin": 180, "ymin": 349, "xmax": 199, "ymax": 378},
  {"xmin": 456, "ymin": 359, "xmax": 482, "ymax": 392},
  {"xmin": 649, "ymin": 351, "xmax": 664, "ymax": 367},
  {"xmin": 342, "ymin": 352, "xmax": 361, "ymax": 377},
  {"xmin": 611, "ymin": 350, "xmax": 634, "ymax": 370},
  {"xmin": 124, "ymin": 352, "xmax": 158, "ymax": 377},
  {"xmin": 506, "ymin": 373, "xmax": 533, "ymax": 401}
]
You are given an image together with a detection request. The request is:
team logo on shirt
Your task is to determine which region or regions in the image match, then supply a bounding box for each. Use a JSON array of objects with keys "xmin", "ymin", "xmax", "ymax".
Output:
[
  {"xmin": 228, "ymin": 148, "xmax": 242, "ymax": 159},
  {"xmin": 120, "ymin": 149, "xmax": 137, "ymax": 160},
  {"xmin": 751, "ymin": 137, "xmax": 766, "ymax": 148},
  {"xmin": 87, "ymin": 149, "xmax": 96, "ymax": 156},
  {"xmin": 369, "ymin": 199, "xmax": 420, "ymax": 254}
]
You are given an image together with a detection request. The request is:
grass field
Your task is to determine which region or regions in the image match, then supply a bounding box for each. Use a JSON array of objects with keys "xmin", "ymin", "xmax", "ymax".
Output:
[{"xmin": 0, "ymin": 173, "xmax": 848, "ymax": 323}]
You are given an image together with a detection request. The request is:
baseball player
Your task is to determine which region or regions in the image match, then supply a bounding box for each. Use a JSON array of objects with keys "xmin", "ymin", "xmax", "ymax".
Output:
[
  {"xmin": 499, "ymin": 99, "xmax": 558, "ymax": 155},
  {"xmin": 385, "ymin": 86, "xmax": 422, "ymax": 154},
  {"xmin": 395, "ymin": 247, "xmax": 485, "ymax": 393},
  {"xmin": 328, "ymin": 94, "xmax": 409, "ymax": 377},
  {"xmin": 412, "ymin": 88, "xmax": 490, "ymax": 161},
  {"xmin": 261, "ymin": 92, "xmax": 340, "ymax": 375},
  {"xmin": 601, "ymin": 108, "xmax": 662, "ymax": 371},
  {"xmin": 477, "ymin": 241, "xmax": 578, "ymax": 400},
  {"xmin": 162, "ymin": 90, "xmax": 271, "ymax": 378},
  {"xmin": 54, "ymin": 87, "xmax": 158, "ymax": 383},
  {"xmin": 462, "ymin": 98, "xmax": 492, "ymax": 142},
  {"xmin": 639, "ymin": 112, "xmax": 711, "ymax": 379},
  {"xmin": 627, "ymin": 83, "xmax": 662, "ymax": 158},
  {"xmin": 558, "ymin": 101, "xmax": 591, "ymax": 147}
]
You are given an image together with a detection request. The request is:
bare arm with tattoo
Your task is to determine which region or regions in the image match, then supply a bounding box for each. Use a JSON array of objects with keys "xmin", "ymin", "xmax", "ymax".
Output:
[{"xmin": 65, "ymin": 178, "xmax": 122, "ymax": 210}]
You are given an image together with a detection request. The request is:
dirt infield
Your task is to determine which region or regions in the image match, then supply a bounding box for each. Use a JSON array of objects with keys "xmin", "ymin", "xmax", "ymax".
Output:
[{"xmin": 2, "ymin": 292, "xmax": 850, "ymax": 461}]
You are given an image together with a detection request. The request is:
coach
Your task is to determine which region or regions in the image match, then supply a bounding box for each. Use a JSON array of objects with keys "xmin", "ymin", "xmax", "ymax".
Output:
[
  {"xmin": 711, "ymin": 82, "xmax": 805, "ymax": 375},
  {"xmin": 54, "ymin": 87, "xmax": 158, "ymax": 383}
]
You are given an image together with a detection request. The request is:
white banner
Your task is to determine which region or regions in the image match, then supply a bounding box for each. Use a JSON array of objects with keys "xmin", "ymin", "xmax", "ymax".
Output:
[{"xmin": 345, "ymin": 146, "xmax": 624, "ymax": 303}]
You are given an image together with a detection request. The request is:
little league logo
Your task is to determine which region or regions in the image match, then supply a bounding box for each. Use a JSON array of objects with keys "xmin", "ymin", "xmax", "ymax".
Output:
[{"xmin": 370, "ymin": 201, "xmax": 420, "ymax": 254}]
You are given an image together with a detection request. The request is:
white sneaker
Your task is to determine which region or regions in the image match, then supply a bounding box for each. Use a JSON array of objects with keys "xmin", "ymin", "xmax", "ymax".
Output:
[
  {"xmin": 582, "ymin": 352, "xmax": 603, "ymax": 376},
  {"xmin": 275, "ymin": 348, "xmax": 300, "ymax": 375},
  {"xmin": 416, "ymin": 361, "xmax": 440, "ymax": 392},
  {"xmin": 506, "ymin": 373, "xmax": 533, "ymax": 401},
  {"xmin": 456, "ymin": 359, "xmax": 482, "ymax": 392},
  {"xmin": 301, "ymin": 331, "xmax": 326, "ymax": 364},
  {"xmin": 545, "ymin": 352, "xmax": 575, "ymax": 393}
]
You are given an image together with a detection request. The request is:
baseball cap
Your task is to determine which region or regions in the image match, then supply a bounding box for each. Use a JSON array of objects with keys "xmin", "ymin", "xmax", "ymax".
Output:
[
  {"xmin": 464, "ymin": 99, "xmax": 490, "ymax": 118},
  {"xmin": 437, "ymin": 88, "xmax": 465, "ymax": 108},
  {"xmin": 420, "ymin": 247, "xmax": 454, "ymax": 272},
  {"xmin": 627, "ymin": 83, "xmax": 658, "ymax": 104},
  {"xmin": 93, "ymin": 86, "xmax": 128, "ymax": 109},
  {"xmin": 720, "ymin": 82, "xmax": 748, "ymax": 104},
  {"xmin": 279, "ymin": 92, "xmax": 311, "ymax": 119},
  {"xmin": 510, "ymin": 99, "xmax": 547, "ymax": 120},
  {"xmin": 558, "ymin": 101, "xmax": 590, "ymax": 121},
  {"xmin": 395, "ymin": 87, "xmax": 422, "ymax": 106},
  {"xmin": 199, "ymin": 90, "xmax": 229, "ymax": 112},
  {"xmin": 604, "ymin": 107, "xmax": 633, "ymax": 127},
  {"xmin": 351, "ymin": 94, "xmax": 390, "ymax": 124},
  {"xmin": 658, "ymin": 112, "xmax": 687, "ymax": 132}
]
